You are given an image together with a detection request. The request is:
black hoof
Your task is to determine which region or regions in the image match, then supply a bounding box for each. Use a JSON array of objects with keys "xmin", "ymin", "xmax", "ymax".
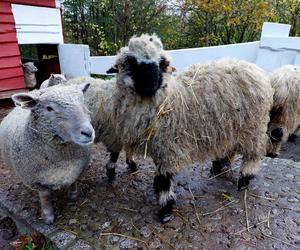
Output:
[
  {"xmin": 210, "ymin": 160, "xmax": 224, "ymax": 176},
  {"xmin": 158, "ymin": 199, "xmax": 175, "ymax": 224},
  {"xmin": 68, "ymin": 191, "xmax": 78, "ymax": 202},
  {"xmin": 238, "ymin": 174, "xmax": 255, "ymax": 191},
  {"xmin": 266, "ymin": 152, "xmax": 278, "ymax": 158},
  {"xmin": 126, "ymin": 159, "xmax": 138, "ymax": 173},
  {"xmin": 288, "ymin": 133, "xmax": 297, "ymax": 142},
  {"xmin": 106, "ymin": 167, "xmax": 116, "ymax": 181}
]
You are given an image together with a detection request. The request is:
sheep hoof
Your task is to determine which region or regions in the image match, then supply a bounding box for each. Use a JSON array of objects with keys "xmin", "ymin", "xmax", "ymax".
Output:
[
  {"xmin": 126, "ymin": 159, "xmax": 138, "ymax": 173},
  {"xmin": 106, "ymin": 167, "xmax": 116, "ymax": 181},
  {"xmin": 160, "ymin": 213, "xmax": 174, "ymax": 224},
  {"xmin": 288, "ymin": 133, "xmax": 297, "ymax": 142},
  {"xmin": 42, "ymin": 211, "xmax": 55, "ymax": 225},
  {"xmin": 210, "ymin": 161, "xmax": 223, "ymax": 176},
  {"xmin": 68, "ymin": 191, "xmax": 78, "ymax": 202},
  {"xmin": 266, "ymin": 152, "xmax": 278, "ymax": 158},
  {"xmin": 238, "ymin": 174, "xmax": 255, "ymax": 191},
  {"xmin": 158, "ymin": 199, "xmax": 175, "ymax": 223}
]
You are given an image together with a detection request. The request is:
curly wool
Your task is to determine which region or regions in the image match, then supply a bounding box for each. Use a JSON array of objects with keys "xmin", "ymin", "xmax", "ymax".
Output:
[
  {"xmin": 0, "ymin": 85, "xmax": 91, "ymax": 191},
  {"xmin": 66, "ymin": 76, "xmax": 123, "ymax": 152},
  {"xmin": 270, "ymin": 65, "xmax": 300, "ymax": 138},
  {"xmin": 113, "ymin": 57, "xmax": 273, "ymax": 175}
]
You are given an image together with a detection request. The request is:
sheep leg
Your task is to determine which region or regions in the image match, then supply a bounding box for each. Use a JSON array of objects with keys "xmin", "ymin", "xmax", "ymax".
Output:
[
  {"xmin": 210, "ymin": 152, "xmax": 235, "ymax": 176},
  {"xmin": 39, "ymin": 190, "xmax": 54, "ymax": 225},
  {"xmin": 106, "ymin": 151, "xmax": 119, "ymax": 181},
  {"xmin": 288, "ymin": 125, "xmax": 300, "ymax": 142},
  {"xmin": 68, "ymin": 182, "xmax": 78, "ymax": 201},
  {"xmin": 125, "ymin": 152, "xmax": 137, "ymax": 172},
  {"xmin": 153, "ymin": 171, "xmax": 176, "ymax": 223},
  {"xmin": 238, "ymin": 156, "xmax": 260, "ymax": 191}
]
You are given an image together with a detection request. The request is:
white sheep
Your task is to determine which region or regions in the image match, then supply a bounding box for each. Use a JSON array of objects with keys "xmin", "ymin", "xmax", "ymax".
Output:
[
  {"xmin": 266, "ymin": 65, "xmax": 300, "ymax": 157},
  {"xmin": 40, "ymin": 74, "xmax": 67, "ymax": 89},
  {"xmin": 0, "ymin": 83, "xmax": 94, "ymax": 224},
  {"xmin": 22, "ymin": 62, "xmax": 38, "ymax": 89},
  {"xmin": 108, "ymin": 34, "xmax": 273, "ymax": 223}
]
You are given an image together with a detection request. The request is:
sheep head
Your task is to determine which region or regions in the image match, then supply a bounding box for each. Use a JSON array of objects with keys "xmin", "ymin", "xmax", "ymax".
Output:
[
  {"xmin": 108, "ymin": 34, "xmax": 172, "ymax": 97},
  {"xmin": 12, "ymin": 83, "xmax": 95, "ymax": 146},
  {"xmin": 48, "ymin": 74, "xmax": 67, "ymax": 87},
  {"xmin": 22, "ymin": 62, "xmax": 37, "ymax": 73},
  {"xmin": 266, "ymin": 107, "xmax": 286, "ymax": 158}
]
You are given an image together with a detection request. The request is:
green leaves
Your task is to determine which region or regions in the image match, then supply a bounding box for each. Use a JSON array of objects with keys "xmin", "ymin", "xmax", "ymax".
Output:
[{"xmin": 62, "ymin": 0, "xmax": 300, "ymax": 54}]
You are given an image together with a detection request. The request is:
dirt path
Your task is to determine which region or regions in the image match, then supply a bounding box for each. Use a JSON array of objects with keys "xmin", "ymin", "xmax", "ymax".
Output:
[{"xmin": 0, "ymin": 102, "xmax": 299, "ymax": 249}]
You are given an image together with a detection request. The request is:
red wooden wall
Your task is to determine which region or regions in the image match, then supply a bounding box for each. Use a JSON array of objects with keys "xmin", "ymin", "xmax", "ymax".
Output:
[
  {"xmin": 1, "ymin": 0, "xmax": 55, "ymax": 8},
  {"xmin": 0, "ymin": 1, "xmax": 24, "ymax": 93},
  {"xmin": 0, "ymin": 0, "xmax": 56, "ymax": 95}
]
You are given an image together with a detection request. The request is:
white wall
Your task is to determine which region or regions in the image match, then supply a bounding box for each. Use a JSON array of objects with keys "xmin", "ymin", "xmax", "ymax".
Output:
[
  {"xmin": 58, "ymin": 44, "xmax": 91, "ymax": 78},
  {"xmin": 12, "ymin": 4, "xmax": 63, "ymax": 44},
  {"xmin": 255, "ymin": 22, "xmax": 300, "ymax": 72},
  {"xmin": 90, "ymin": 41, "xmax": 260, "ymax": 75}
]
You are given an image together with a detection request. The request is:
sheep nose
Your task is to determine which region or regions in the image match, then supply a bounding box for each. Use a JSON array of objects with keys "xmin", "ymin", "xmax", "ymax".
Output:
[{"xmin": 81, "ymin": 129, "xmax": 93, "ymax": 138}]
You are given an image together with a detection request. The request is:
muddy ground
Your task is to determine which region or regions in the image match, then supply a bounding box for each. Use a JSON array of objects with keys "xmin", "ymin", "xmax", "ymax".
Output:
[{"xmin": 0, "ymin": 100, "xmax": 299, "ymax": 249}]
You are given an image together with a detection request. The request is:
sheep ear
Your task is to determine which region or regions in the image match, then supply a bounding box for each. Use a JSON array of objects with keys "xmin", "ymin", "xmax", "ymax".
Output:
[
  {"xmin": 80, "ymin": 83, "xmax": 90, "ymax": 93},
  {"xmin": 11, "ymin": 93, "xmax": 38, "ymax": 109},
  {"xmin": 106, "ymin": 65, "xmax": 119, "ymax": 74},
  {"xmin": 50, "ymin": 74, "xmax": 54, "ymax": 79}
]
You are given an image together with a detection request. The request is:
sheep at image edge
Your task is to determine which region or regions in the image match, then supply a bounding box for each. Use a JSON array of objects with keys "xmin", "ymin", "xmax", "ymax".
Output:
[
  {"xmin": 0, "ymin": 83, "xmax": 94, "ymax": 224},
  {"xmin": 109, "ymin": 34, "xmax": 273, "ymax": 223},
  {"xmin": 266, "ymin": 65, "xmax": 300, "ymax": 157}
]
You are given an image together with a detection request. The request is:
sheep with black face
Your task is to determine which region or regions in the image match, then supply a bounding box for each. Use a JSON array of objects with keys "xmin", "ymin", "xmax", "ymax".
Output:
[
  {"xmin": 0, "ymin": 84, "xmax": 94, "ymax": 224},
  {"xmin": 266, "ymin": 65, "xmax": 300, "ymax": 158},
  {"xmin": 109, "ymin": 34, "xmax": 273, "ymax": 223}
]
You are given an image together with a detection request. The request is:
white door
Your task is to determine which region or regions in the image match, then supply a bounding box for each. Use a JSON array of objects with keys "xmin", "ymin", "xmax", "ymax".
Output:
[{"xmin": 11, "ymin": 4, "xmax": 63, "ymax": 44}]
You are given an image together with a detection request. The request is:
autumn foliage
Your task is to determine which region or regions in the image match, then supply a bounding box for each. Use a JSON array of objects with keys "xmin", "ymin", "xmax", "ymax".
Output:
[{"xmin": 62, "ymin": 0, "xmax": 300, "ymax": 55}]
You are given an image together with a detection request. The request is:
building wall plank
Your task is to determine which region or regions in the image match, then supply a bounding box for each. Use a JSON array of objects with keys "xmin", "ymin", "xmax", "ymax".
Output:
[
  {"xmin": 0, "ymin": 76, "xmax": 25, "ymax": 92},
  {"xmin": 0, "ymin": 1, "xmax": 25, "ymax": 92},
  {"xmin": 1, "ymin": 0, "xmax": 55, "ymax": 8},
  {"xmin": 0, "ymin": 67, "xmax": 23, "ymax": 80}
]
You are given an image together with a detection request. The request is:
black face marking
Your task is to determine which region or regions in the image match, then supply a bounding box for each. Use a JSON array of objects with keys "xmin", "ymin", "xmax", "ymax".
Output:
[
  {"xmin": 106, "ymin": 67, "xmax": 119, "ymax": 74},
  {"xmin": 127, "ymin": 56, "xmax": 162, "ymax": 97},
  {"xmin": 153, "ymin": 172, "xmax": 173, "ymax": 194},
  {"xmin": 159, "ymin": 57, "xmax": 169, "ymax": 73},
  {"xmin": 270, "ymin": 128, "xmax": 283, "ymax": 142}
]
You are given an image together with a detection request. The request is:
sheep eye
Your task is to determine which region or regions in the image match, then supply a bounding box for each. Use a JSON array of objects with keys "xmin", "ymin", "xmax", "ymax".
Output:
[{"xmin": 46, "ymin": 106, "xmax": 54, "ymax": 112}]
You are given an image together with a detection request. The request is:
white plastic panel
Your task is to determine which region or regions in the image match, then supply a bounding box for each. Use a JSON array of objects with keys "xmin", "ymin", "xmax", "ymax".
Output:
[
  {"xmin": 90, "ymin": 41, "xmax": 260, "ymax": 74},
  {"xmin": 261, "ymin": 22, "xmax": 291, "ymax": 38},
  {"xmin": 58, "ymin": 44, "xmax": 91, "ymax": 78},
  {"xmin": 12, "ymin": 4, "xmax": 63, "ymax": 44}
]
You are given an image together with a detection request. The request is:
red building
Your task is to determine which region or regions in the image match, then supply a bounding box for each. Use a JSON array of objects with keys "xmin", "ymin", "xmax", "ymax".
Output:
[{"xmin": 0, "ymin": 0, "xmax": 63, "ymax": 99}]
